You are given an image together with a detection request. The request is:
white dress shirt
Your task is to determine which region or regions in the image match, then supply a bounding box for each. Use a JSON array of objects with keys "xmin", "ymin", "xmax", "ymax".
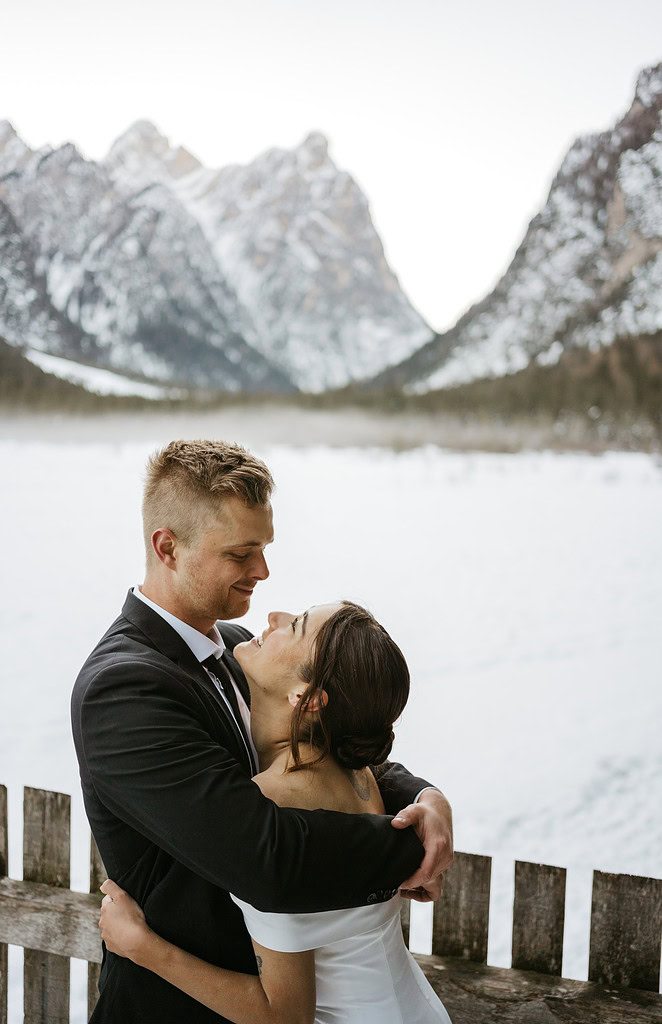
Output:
[{"xmin": 132, "ymin": 587, "xmax": 259, "ymax": 773}]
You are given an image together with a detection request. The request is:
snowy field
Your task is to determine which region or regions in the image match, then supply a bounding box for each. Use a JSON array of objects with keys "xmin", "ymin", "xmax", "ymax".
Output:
[{"xmin": 1, "ymin": 434, "xmax": 661, "ymax": 1020}]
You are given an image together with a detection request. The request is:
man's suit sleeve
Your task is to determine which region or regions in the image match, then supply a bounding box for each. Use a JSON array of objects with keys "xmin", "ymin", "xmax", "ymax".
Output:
[
  {"xmin": 372, "ymin": 761, "xmax": 437, "ymax": 815},
  {"xmin": 79, "ymin": 662, "xmax": 424, "ymax": 914}
]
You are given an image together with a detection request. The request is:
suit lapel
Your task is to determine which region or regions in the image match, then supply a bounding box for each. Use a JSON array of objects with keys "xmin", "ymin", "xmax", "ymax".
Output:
[
  {"xmin": 202, "ymin": 655, "xmax": 256, "ymax": 775},
  {"xmin": 121, "ymin": 590, "xmax": 253, "ymax": 773}
]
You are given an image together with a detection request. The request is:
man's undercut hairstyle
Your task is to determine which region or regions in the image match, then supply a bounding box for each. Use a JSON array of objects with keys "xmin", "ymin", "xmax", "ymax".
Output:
[{"xmin": 142, "ymin": 439, "xmax": 274, "ymax": 558}]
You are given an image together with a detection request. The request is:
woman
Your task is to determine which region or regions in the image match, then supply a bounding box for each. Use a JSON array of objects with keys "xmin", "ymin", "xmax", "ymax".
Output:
[{"xmin": 99, "ymin": 601, "xmax": 452, "ymax": 1024}]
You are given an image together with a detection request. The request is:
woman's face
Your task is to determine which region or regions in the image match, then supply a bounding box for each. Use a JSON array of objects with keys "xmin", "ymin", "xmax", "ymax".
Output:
[{"xmin": 234, "ymin": 603, "xmax": 341, "ymax": 700}]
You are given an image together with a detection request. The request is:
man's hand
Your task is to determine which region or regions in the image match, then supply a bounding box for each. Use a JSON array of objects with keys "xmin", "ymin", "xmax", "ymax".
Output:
[{"xmin": 391, "ymin": 789, "xmax": 453, "ymax": 902}]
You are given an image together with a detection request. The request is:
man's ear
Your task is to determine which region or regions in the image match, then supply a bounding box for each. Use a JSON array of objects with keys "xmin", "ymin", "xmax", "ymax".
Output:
[
  {"xmin": 151, "ymin": 528, "xmax": 178, "ymax": 568},
  {"xmin": 287, "ymin": 688, "xmax": 329, "ymax": 712}
]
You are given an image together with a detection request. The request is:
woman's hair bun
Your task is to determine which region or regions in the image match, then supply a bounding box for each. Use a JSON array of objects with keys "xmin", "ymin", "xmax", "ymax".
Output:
[
  {"xmin": 287, "ymin": 601, "xmax": 409, "ymax": 775},
  {"xmin": 334, "ymin": 729, "xmax": 395, "ymax": 770}
]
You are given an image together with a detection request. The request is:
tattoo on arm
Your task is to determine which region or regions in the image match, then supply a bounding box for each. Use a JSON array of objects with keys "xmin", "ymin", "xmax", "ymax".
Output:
[
  {"xmin": 349, "ymin": 770, "xmax": 370, "ymax": 801},
  {"xmin": 256, "ymin": 954, "xmax": 263, "ymax": 976}
]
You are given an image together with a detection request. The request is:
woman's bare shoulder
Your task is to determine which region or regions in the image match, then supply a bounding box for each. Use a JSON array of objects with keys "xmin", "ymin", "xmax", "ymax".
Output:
[
  {"xmin": 253, "ymin": 767, "xmax": 321, "ymax": 810},
  {"xmin": 254, "ymin": 764, "xmax": 384, "ymax": 814}
]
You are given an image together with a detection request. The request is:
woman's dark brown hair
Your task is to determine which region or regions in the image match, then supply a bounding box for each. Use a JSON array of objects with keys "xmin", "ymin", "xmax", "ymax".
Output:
[{"xmin": 288, "ymin": 601, "xmax": 410, "ymax": 772}]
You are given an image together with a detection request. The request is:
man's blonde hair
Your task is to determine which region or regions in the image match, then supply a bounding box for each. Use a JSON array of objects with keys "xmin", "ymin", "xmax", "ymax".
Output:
[{"xmin": 142, "ymin": 440, "xmax": 274, "ymax": 559}]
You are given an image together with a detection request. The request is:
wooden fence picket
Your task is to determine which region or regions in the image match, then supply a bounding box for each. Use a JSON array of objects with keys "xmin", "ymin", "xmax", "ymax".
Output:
[
  {"xmin": 87, "ymin": 837, "xmax": 105, "ymax": 1019},
  {"xmin": 0, "ymin": 786, "xmax": 7, "ymax": 1024},
  {"xmin": 431, "ymin": 852, "xmax": 491, "ymax": 963},
  {"xmin": 589, "ymin": 870, "xmax": 662, "ymax": 992},
  {"xmin": 511, "ymin": 860, "xmax": 566, "ymax": 975},
  {"xmin": 22, "ymin": 787, "xmax": 71, "ymax": 1024},
  {"xmin": 400, "ymin": 897, "xmax": 411, "ymax": 948}
]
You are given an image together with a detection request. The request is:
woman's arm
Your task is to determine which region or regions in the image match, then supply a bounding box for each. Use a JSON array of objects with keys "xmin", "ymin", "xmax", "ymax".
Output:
[{"xmin": 99, "ymin": 881, "xmax": 315, "ymax": 1024}]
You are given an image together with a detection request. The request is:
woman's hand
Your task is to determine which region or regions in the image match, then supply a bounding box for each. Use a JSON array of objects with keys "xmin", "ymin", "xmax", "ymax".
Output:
[{"xmin": 99, "ymin": 879, "xmax": 153, "ymax": 964}]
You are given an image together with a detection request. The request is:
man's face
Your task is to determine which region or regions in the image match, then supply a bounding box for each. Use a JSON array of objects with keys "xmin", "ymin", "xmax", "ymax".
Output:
[{"xmin": 177, "ymin": 497, "xmax": 274, "ymax": 621}]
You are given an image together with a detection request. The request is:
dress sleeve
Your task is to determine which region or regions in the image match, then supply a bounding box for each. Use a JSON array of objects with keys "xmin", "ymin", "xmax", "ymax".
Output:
[
  {"xmin": 230, "ymin": 896, "xmax": 318, "ymax": 952},
  {"xmin": 230, "ymin": 894, "xmax": 401, "ymax": 952}
]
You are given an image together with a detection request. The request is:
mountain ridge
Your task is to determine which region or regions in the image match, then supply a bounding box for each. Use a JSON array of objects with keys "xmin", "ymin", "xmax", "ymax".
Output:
[
  {"xmin": 102, "ymin": 122, "xmax": 430, "ymax": 389},
  {"xmin": 0, "ymin": 121, "xmax": 430, "ymax": 391},
  {"xmin": 373, "ymin": 62, "xmax": 662, "ymax": 393}
]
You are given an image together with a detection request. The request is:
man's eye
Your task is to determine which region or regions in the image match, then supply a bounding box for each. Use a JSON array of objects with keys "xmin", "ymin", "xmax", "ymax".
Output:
[{"xmin": 230, "ymin": 553, "xmax": 249, "ymax": 561}]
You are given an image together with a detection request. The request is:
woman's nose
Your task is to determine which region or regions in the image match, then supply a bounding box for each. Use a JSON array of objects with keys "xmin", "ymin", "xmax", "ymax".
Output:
[{"xmin": 267, "ymin": 610, "xmax": 294, "ymax": 630}]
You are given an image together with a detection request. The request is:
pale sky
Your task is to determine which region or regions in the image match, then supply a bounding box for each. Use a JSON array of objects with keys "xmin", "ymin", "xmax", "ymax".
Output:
[{"xmin": 2, "ymin": 0, "xmax": 661, "ymax": 331}]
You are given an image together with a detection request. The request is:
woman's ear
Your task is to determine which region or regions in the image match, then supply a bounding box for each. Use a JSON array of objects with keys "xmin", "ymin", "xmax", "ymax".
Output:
[{"xmin": 288, "ymin": 688, "xmax": 329, "ymax": 712}]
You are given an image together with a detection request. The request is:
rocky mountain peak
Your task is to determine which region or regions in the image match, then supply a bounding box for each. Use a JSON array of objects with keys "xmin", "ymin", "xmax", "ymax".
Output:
[
  {"xmin": 635, "ymin": 62, "xmax": 662, "ymax": 108},
  {"xmin": 0, "ymin": 119, "xmax": 18, "ymax": 146},
  {"xmin": 41, "ymin": 141, "xmax": 85, "ymax": 168},
  {"xmin": 107, "ymin": 118, "xmax": 168, "ymax": 156},
  {"xmin": 296, "ymin": 131, "xmax": 330, "ymax": 170},
  {"xmin": 0, "ymin": 120, "xmax": 33, "ymax": 175},
  {"xmin": 376, "ymin": 61, "xmax": 662, "ymax": 393},
  {"xmin": 105, "ymin": 119, "xmax": 202, "ymax": 184}
]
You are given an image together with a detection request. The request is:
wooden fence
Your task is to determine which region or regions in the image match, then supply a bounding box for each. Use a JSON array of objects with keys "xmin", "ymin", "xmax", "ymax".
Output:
[{"xmin": 0, "ymin": 785, "xmax": 661, "ymax": 1024}]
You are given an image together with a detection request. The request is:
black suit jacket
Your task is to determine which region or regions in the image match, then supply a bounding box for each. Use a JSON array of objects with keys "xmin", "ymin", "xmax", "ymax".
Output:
[{"xmin": 71, "ymin": 590, "xmax": 430, "ymax": 1023}]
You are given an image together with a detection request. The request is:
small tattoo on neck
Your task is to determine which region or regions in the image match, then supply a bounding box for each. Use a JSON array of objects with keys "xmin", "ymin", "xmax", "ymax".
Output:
[
  {"xmin": 256, "ymin": 954, "xmax": 263, "ymax": 976},
  {"xmin": 349, "ymin": 770, "xmax": 370, "ymax": 801}
]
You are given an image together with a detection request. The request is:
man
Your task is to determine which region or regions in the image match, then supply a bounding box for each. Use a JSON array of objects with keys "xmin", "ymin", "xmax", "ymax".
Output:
[{"xmin": 72, "ymin": 439, "xmax": 453, "ymax": 1023}]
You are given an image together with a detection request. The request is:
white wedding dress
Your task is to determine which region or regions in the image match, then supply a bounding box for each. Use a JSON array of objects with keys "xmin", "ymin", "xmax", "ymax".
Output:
[{"xmin": 231, "ymin": 893, "xmax": 452, "ymax": 1023}]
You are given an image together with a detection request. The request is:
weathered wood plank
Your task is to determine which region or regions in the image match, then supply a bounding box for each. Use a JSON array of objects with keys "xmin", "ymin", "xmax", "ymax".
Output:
[
  {"xmin": 88, "ymin": 836, "xmax": 106, "ymax": 1018},
  {"xmin": 23, "ymin": 789, "xmax": 70, "ymax": 889},
  {"xmin": 23, "ymin": 787, "xmax": 71, "ymax": 1024},
  {"xmin": 414, "ymin": 954, "xmax": 662, "ymax": 1024},
  {"xmin": 512, "ymin": 860, "xmax": 566, "ymax": 975},
  {"xmin": 0, "ymin": 878, "xmax": 102, "ymax": 962},
  {"xmin": 400, "ymin": 897, "xmax": 411, "ymax": 948},
  {"xmin": 0, "ymin": 786, "xmax": 7, "ymax": 1024},
  {"xmin": 589, "ymin": 870, "xmax": 662, "ymax": 992},
  {"xmin": 431, "ymin": 851, "xmax": 491, "ymax": 962}
]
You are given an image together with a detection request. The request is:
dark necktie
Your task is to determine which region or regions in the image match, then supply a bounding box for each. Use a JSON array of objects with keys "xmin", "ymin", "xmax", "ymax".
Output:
[{"xmin": 201, "ymin": 654, "xmax": 257, "ymax": 775}]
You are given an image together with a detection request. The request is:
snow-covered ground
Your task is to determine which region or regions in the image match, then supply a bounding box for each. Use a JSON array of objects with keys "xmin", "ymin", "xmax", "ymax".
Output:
[
  {"xmin": 1, "ymin": 438, "xmax": 660, "ymax": 1020},
  {"xmin": 24, "ymin": 348, "xmax": 184, "ymax": 398}
]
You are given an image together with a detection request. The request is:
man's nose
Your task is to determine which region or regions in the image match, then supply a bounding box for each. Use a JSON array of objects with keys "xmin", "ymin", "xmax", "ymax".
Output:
[{"xmin": 250, "ymin": 551, "xmax": 269, "ymax": 582}]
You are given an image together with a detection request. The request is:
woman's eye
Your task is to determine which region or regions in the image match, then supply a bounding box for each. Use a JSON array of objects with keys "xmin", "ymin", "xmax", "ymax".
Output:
[{"xmin": 291, "ymin": 618, "xmax": 298, "ymax": 633}]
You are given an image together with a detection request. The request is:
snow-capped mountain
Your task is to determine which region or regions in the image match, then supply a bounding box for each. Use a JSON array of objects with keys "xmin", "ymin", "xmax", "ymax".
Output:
[
  {"xmin": 376, "ymin": 62, "xmax": 662, "ymax": 392},
  {"xmin": 0, "ymin": 192, "xmax": 99, "ymax": 361},
  {"xmin": 0, "ymin": 119, "xmax": 431, "ymax": 392},
  {"xmin": 0, "ymin": 124, "xmax": 295, "ymax": 391},
  {"xmin": 104, "ymin": 123, "xmax": 431, "ymax": 389}
]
